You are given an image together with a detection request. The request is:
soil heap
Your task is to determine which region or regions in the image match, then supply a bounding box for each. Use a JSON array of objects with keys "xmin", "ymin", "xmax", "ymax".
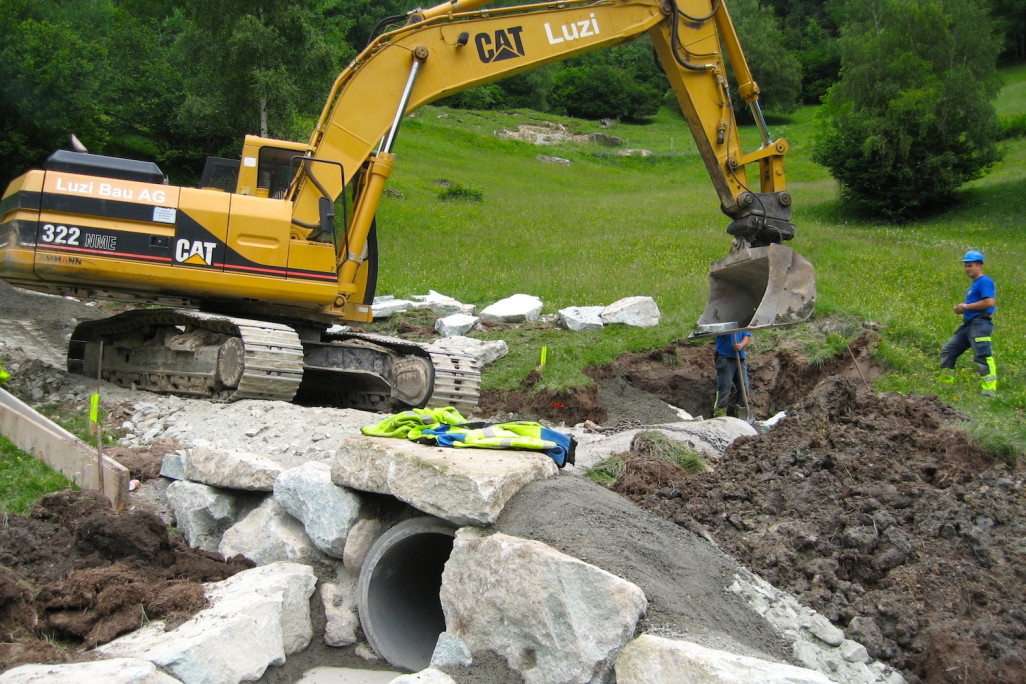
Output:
[
  {"xmin": 0, "ymin": 490, "xmax": 253, "ymax": 669},
  {"xmin": 611, "ymin": 376, "xmax": 1026, "ymax": 683}
]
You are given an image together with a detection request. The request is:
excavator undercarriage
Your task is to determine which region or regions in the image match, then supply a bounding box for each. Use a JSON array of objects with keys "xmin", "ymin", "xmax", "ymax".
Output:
[{"xmin": 68, "ymin": 310, "xmax": 480, "ymax": 412}]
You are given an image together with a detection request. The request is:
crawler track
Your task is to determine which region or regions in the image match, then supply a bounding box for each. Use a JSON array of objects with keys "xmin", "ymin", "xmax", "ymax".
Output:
[
  {"xmin": 67, "ymin": 311, "xmax": 480, "ymax": 411},
  {"xmin": 320, "ymin": 331, "xmax": 481, "ymax": 412},
  {"xmin": 69, "ymin": 310, "xmax": 304, "ymax": 402}
]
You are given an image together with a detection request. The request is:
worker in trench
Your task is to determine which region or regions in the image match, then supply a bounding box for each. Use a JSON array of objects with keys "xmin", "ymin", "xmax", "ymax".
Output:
[{"xmin": 713, "ymin": 331, "xmax": 751, "ymax": 418}]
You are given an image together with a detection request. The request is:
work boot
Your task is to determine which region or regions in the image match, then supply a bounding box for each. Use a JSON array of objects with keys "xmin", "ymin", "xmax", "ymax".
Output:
[
  {"xmin": 981, "ymin": 389, "xmax": 997, "ymax": 398},
  {"xmin": 713, "ymin": 408, "xmax": 727, "ymax": 418}
]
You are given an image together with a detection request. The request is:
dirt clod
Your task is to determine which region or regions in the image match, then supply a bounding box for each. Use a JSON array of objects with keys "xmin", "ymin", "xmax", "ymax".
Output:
[{"xmin": 0, "ymin": 490, "xmax": 253, "ymax": 669}]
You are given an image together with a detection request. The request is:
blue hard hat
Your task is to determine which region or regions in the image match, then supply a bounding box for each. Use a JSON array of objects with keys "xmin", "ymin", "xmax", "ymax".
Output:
[{"xmin": 961, "ymin": 250, "xmax": 984, "ymax": 263}]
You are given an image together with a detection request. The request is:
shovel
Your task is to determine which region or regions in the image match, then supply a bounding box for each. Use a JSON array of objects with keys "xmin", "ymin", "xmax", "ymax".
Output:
[{"xmin": 735, "ymin": 346, "xmax": 755, "ymax": 424}]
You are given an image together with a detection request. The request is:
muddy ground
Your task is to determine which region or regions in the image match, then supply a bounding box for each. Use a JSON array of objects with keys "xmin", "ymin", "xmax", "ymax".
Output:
[
  {"xmin": 0, "ymin": 490, "xmax": 254, "ymax": 669},
  {"xmin": 485, "ymin": 333, "xmax": 1026, "ymax": 683},
  {"xmin": 0, "ymin": 281, "xmax": 1024, "ymax": 682}
]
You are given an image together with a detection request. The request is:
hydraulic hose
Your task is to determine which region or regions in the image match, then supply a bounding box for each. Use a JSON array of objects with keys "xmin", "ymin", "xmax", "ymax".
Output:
[{"xmin": 669, "ymin": 0, "xmax": 721, "ymax": 71}]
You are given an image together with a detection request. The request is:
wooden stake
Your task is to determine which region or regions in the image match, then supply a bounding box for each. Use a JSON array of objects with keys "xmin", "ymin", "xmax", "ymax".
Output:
[{"xmin": 848, "ymin": 343, "xmax": 871, "ymax": 392}]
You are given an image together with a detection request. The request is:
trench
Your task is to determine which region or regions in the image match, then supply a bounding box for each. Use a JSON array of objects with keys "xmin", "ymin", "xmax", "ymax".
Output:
[
  {"xmin": 477, "ymin": 331, "xmax": 883, "ymax": 427},
  {"xmin": 357, "ymin": 516, "xmax": 458, "ymax": 672}
]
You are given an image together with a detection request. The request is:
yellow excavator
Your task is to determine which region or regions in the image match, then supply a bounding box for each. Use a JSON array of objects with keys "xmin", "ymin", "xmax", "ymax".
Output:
[{"xmin": 0, "ymin": 0, "xmax": 815, "ymax": 412}]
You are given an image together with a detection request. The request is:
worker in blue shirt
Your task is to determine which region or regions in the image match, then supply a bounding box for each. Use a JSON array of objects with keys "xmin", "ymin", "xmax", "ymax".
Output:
[
  {"xmin": 713, "ymin": 331, "xmax": 751, "ymax": 418},
  {"xmin": 939, "ymin": 250, "xmax": 997, "ymax": 397}
]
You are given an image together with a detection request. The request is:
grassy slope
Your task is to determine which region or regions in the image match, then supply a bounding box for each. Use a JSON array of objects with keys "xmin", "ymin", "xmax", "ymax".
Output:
[{"xmin": 375, "ymin": 69, "xmax": 1025, "ymax": 453}]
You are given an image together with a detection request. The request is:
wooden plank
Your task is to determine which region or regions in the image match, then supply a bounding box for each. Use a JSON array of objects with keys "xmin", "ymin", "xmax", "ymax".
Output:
[{"xmin": 0, "ymin": 387, "xmax": 129, "ymax": 511}]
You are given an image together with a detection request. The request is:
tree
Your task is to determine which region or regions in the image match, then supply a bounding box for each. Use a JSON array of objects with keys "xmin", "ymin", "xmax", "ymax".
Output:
[
  {"xmin": 795, "ymin": 17, "xmax": 840, "ymax": 104},
  {"xmin": 0, "ymin": 1, "xmax": 113, "ymax": 187},
  {"xmin": 173, "ymin": 0, "xmax": 354, "ymax": 153},
  {"xmin": 813, "ymin": 0, "xmax": 1002, "ymax": 220},
  {"xmin": 727, "ymin": 0, "xmax": 803, "ymax": 116},
  {"xmin": 101, "ymin": 5, "xmax": 186, "ymax": 164},
  {"xmin": 989, "ymin": 0, "xmax": 1026, "ymax": 60}
]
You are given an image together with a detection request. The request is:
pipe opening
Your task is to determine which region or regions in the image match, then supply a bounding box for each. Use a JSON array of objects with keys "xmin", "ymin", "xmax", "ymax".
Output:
[{"xmin": 357, "ymin": 516, "xmax": 457, "ymax": 672}]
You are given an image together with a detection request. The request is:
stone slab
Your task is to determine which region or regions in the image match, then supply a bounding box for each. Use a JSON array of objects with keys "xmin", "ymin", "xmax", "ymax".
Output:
[{"xmin": 331, "ymin": 436, "xmax": 558, "ymax": 526}]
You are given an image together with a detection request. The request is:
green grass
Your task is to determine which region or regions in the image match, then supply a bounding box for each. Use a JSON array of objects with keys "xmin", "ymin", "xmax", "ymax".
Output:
[
  {"xmin": 585, "ymin": 455, "xmax": 624, "ymax": 487},
  {"xmin": 996, "ymin": 63, "xmax": 1026, "ymax": 117},
  {"xmin": 0, "ymin": 380, "xmax": 109, "ymax": 512},
  {"xmin": 35, "ymin": 403, "xmax": 119, "ymax": 447},
  {"xmin": 0, "ymin": 436, "xmax": 75, "ymax": 515},
  {"xmin": 373, "ymin": 64, "xmax": 1026, "ymax": 458},
  {"xmin": 585, "ymin": 430, "xmax": 708, "ymax": 486}
]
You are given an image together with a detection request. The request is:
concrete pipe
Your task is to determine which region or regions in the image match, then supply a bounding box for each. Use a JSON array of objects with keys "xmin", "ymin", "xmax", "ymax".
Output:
[{"xmin": 357, "ymin": 516, "xmax": 458, "ymax": 672}]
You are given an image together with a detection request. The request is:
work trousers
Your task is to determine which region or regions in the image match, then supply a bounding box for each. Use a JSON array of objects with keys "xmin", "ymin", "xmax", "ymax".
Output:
[
  {"xmin": 714, "ymin": 354, "xmax": 749, "ymax": 411},
  {"xmin": 939, "ymin": 317, "xmax": 997, "ymax": 395}
]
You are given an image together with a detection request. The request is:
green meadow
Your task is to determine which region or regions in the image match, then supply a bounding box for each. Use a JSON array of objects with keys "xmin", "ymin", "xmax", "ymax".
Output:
[{"xmin": 375, "ymin": 69, "xmax": 1026, "ymax": 456}]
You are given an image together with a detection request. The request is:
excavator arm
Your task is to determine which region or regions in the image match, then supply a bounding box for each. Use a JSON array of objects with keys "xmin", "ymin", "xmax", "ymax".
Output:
[{"xmin": 282, "ymin": 0, "xmax": 814, "ymax": 334}]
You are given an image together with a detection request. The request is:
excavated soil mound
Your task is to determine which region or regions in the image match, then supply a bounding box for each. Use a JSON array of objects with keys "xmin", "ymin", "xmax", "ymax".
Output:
[
  {"xmin": 613, "ymin": 376, "xmax": 1026, "ymax": 684},
  {"xmin": 0, "ymin": 490, "xmax": 253, "ymax": 670}
]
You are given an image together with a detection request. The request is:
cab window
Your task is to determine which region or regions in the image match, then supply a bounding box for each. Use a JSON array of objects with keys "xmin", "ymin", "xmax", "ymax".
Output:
[{"xmin": 258, "ymin": 147, "xmax": 298, "ymax": 199}]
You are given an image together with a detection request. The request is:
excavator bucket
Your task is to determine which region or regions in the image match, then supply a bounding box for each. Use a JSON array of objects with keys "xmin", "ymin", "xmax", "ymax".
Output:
[{"xmin": 691, "ymin": 243, "xmax": 816, "ymax": 337}]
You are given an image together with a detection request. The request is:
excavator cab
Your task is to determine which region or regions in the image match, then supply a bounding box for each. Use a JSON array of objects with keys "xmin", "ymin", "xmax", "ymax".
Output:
[{"xmin": 691, "ymin": 242, "xmax": 816, "ymax": 337}]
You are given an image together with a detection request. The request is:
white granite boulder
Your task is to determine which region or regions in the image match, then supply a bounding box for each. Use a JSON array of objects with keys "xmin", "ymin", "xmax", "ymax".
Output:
[
  {"xmin": 441, "ymin": 528, "xmax": 647, "ymax": 683},
  {"xmin": 273, "ymin": 461, "xmax": 363, "ymax": 558},
  {"xmin": 615, "ymin": 634, "xmax": 832, "ymax": 684},
  {"xmin": 558, "ymin": 306, "xmax": 605, "ymax": 332},
  {"xmin": 601, "ymin": 296, "xmax": 660, "ymax": 327},
  {"xmin": 479, "ymin": 294, "xmax": 543, "ymax": 323},
  {"xmin": 331, "ymin": 437, "xmax": 557, "ymax": 526},
  {"xmin": 434, "ymin": 313, "xmax": 479, "ymax": 337},
  {"xmin": 95, "ymin": 563, "xmax": 316, "ymax": 683}
]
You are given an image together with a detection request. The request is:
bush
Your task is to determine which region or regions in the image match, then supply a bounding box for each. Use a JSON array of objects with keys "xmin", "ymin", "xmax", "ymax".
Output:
[
  {"xmin": 812, "ymin": 0, "xmax": 1002, "ymax": 220},
  {"xmin": 549, "ymin": 65, "xmax": 660, "ymax": 121},
  {"xmin": 437, "ymin": 184, "xmax": 483, "ymax": 202},
  {"xmin": 441, "ymin": 84, "xmax": 507, "ymax": 110}
]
